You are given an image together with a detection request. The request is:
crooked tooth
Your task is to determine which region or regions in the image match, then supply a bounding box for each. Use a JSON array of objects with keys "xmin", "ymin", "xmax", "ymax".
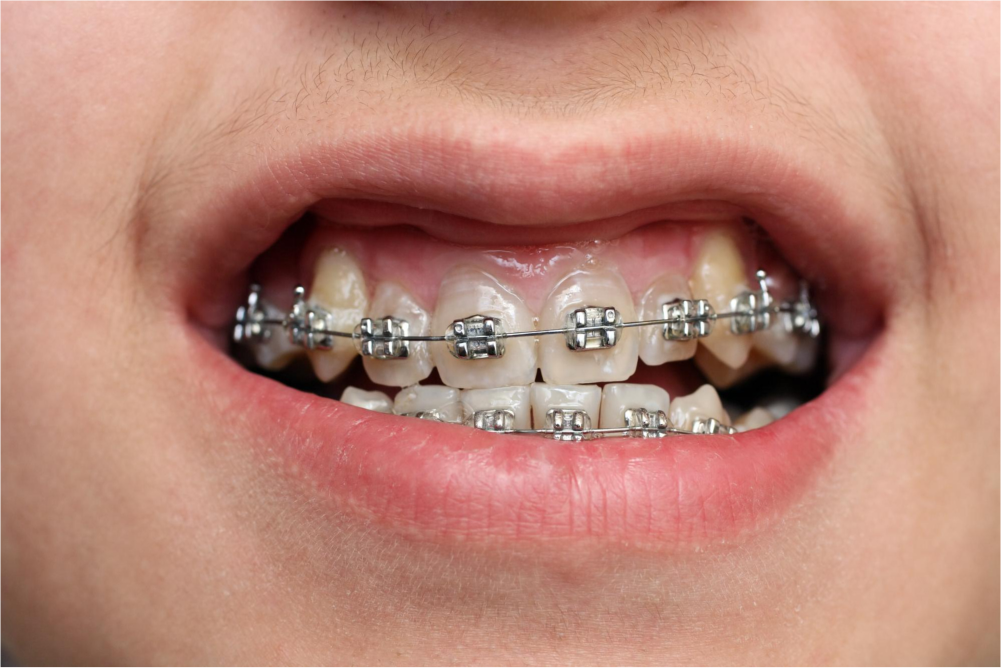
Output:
[
  {"xmin": 599, "ymin": 383, "xmax": 671, "ymax": 428},
  {"xmin": 363, "ymin": 281, "xmax": 434, "ymax": 387},
  {"xmin": 431, "ymin": 265, "xmax": 537, "ymax": 390},
  {"xmin": 254, "ymin": 302, "xmax": 303, "ymax": 371},
  {"xmin": 538, "ymin": 262, "xmax": 638, "ymax": 384},
  {"xmin": 461, "ymin": 386, "xmax": 531, "ymax": 429},
  {"xmin": 339, "ymin": 387, "xmax": 393, "ymax": 413},
  {"xmin": 638, "ymin": 275, "xmax": 697, "ymax": 366},
  {"xmin": 530, "ymin": 383, "xmax": 601, "ymax": 429},
  {"xmin": 733, "ymin": 407, "xmax": 775, "ymax": 432},
  {"xmin": 690, "ymin": 229, "xmax": 752, "ymax": 369},
  {"xmin": 669, "ymin": 384, "xmax": 729, "ymax": 431},
  {"xmin": 393, "ymin": 384, "xmax": 463, "ymax": 423},
  {"xmin": 307, "ymin": 248, "xmax": 369, "ymax": 382},
  {"xmin": 694, "ymin": 346, "xmax": 771, "ymax": 389}
]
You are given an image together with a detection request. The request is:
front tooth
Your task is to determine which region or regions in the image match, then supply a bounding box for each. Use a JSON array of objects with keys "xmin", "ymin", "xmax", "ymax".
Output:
[
  {"xmin": 690, "ymin": 229, "xmax": 752, "ymax": 369},
  {"xmin": 461, "ymin": 386, "xmax": 531, "ymax": 429},
  {"xmin": 254, "ymin": 302, "xmax": 303, "ymax": 371},
  {"xmin": 530, "ymin": 383, "xmax": 601, "ymax": 429},
  {"xmin": 637, "ymin": 275, "xmax": 697, "ymax": 366},
  {"xmin": 538, "ymin": 262, "xmax": 638, "ymax": 384},
  {"xmin": 733, "ymin": 407, "xmax": 775, "ymax": 432},
  {"xmin": 307, "ymin": 248, "xmax": 369, "ymax": 382},
  {"xmin": 431, "ymin": 265, "xmax": 537, "ymax": 389},
  {"xmin": 669, "ymin": 384, "xmax": 729, "ymax": 431},
  {"xmin": 599, "ymin": 383, "xmax": 671, "ymax": 428},
  {"xmin": 339, "ymin": 387, "xmax": 393, "ymax": 413},
  {"xmin": 393, "ymin": 384, "xmax": 463, "ymax": 423},
  {"xmin": 363, "ymin": 281, "xmax": 434, "ymax": 387},
  {"xmin": 693, "ymin": 346, "xmax": 771, "ymax": 389}
]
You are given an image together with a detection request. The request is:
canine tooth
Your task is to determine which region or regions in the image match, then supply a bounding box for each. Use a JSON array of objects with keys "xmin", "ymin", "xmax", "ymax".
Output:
[
  {"xmin": 431, "ymin": 266, "xmax": 537, "ymax": 389},
  {"xmin": 538, "ymin": 262, "xmax": 638, "ymax": 384},
  {"xmin": 669, "ymin": 384, "xmax": 729, "ymax": 431},
  {"xmin": 733, "ymin": 407, "xmax": 775, "ymax": 432},
  {"xmin": 638, "ymin": 275, "xmax": 697, "ymax": 365},
  {"xmin": 363, "ymin": 281, "xmax": 433, "ymax": 387},
  {"xmin": 690, "ymin": 229, "xmax": 752, "ymax": 369},
  {"xmin": 307, "ymin": 248, "xmax": 369, "ymax": 382},
  {"xmin": 530, "ymin": 383, "xmax": 601, "ymax": 429},
  {"xmin": 461, "ymin": 386, "xmax": 532, "ymax": 429},
  {"xmin": 393, "ymin": 384, "xmax": 463, "ymax": 423},
  {"xmin": 694, "ymin": 346, "xmax": 771, "ymax": 389},
  {"xmin": 339, "ymin": 387, "xmax": 393, "ymax": 413},
  {"xmin": 599, "ymin": 383, "xmax": 671, "ymax": 428}
]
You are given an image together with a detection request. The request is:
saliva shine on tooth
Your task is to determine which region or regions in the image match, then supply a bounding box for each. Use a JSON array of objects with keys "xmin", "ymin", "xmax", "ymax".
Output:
[{"xmin": 232, "ymin": 269, "xmax": 820, "ymax": 438}]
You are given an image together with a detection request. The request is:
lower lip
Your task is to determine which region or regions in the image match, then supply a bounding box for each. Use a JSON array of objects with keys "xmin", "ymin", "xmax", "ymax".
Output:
[{"xmin": 197, "ymin": 333, "xmax": 879, "ymax": 547}]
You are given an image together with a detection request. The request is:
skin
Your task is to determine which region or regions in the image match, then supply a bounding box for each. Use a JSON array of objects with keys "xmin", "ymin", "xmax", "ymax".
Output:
[{"xmin": 2, "ymin": 2, "xmax": 998, "ymax": 664}]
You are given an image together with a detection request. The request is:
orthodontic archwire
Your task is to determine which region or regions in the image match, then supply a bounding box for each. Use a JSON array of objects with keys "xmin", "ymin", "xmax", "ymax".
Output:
[{"xmin": 233, "ymin": 270, "xmax": 820, "ymax": 441}]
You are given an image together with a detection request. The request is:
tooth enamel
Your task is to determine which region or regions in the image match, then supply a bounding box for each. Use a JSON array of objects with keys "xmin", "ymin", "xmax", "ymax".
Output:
[
  {"xmin": 461, "ymin": 386, "xmax": 532, "ymax": 429},
  {"xmin": 690, "ymin": 229, "xmax": 752, "ymax": 369},
  {"xmin": 363, "ymin": 281, "xmax": 434, "ymax": 387},
  {"xmin": 733, "ymin": 407, "xmax": 776, "ymax": 432},
  {"xmin": 431, "ymin": 265, "xmax": 537, "ymax": 389},
  {"xmin": 530, "ymin": 383, "xmax": 601, "ymax": 429},
  {"xmin": 694, "ymin": 346, "xmax": 772, "ymax": 389},
  {"xmin": 307, "ymin": 248, "xmax": 369, "ymax": 382},
  {"xmin": 669, "ymin": 384, "xmax": 729, "ymax": 431},
  {"xmin": 339, "ymin": 387, "xmax": 393, "ymax": 413},
  {"xmin": 393, "ymin": 384, "xmax": 463, "ymax": 423},
  {"xmin": 599, "ymin": 383, "xmax": 671, "ymax": 428},
  {"xmin": 638, "ymin": 275, "xmax": 697, "ymax": 365},
  {"xmin": 538, "ymin": 262, "xmax": 638, "ymax": 384},
  {"xmin": 783, "ymin": 335, "xmax": 820, "ymax": 374},
  {"xmin": 753, "ymin": 325, "xmax": 799, "ymax": 366},
  {"xmin": 253, "ymin": 302, "xmax": 303, "ymax": 370}
]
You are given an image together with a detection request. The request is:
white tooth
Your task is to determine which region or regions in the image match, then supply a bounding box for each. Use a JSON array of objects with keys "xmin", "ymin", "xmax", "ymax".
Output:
[
  {"xmin": 693, "ymin": 346, "xmax": 771, "ymax": 389},
  {"xmin": 430, "ymin": 265, "xmax": 537, "ymax": 390},
  {"xmin": 393, "ymin": 384, "xmax": 463, "ymax": 423},
  {"xmin": 339, "ymin": 387, "xmax": 393, "ymax": 413},
  {"xmin": 530, "ymin": 383, "xmax": 601, "ymax": 429},
  {"xmin": 753, "ymin": 326, "xmax": 799, "ymax": 366},
  {"xmin": 638, "ymin": 274, "xmax": 697, "ymax": 365},
  {"xmin": 733, "ymin": 407, "xmax": 775, "ymax": 432},
  {"xmin": 783, "ymin": 335, "xmax": 820, "ymax": 374},
  {"xmin": 461, "ymin": 386, "xmax": 531, "ymax": 429},
  {"xmin": 690, "ymin": 229, "xmax": 752, "ymax": 369},
  {"xmin": 254, "ymin": 302, "xmax": 303, "ymax": 371},
  {"xmin": 307, "ymin": 248, "xmax": 369, "ymax": 382},
  {"xmin": 669, "ymin": 384, "xmax": 729, "ymax": 431},
  {"xmin": 538, "ymin": 262, "xmax": 638, "ymax": 384},
  {"xmin": 363, "ymin": 281, "xmax": 433, "ymax": 387},
  {"xmin": 599, "ymin": 383, "xmax": 671, "ymax": 428}
]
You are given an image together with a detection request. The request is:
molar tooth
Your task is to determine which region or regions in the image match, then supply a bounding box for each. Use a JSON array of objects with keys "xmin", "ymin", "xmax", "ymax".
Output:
[
  {"xmin": 393, "ymin": 384, "xmax": 463, "ymax": 423},
  {"xmin": 363, "ymin": 281, "xmax": 433, "ymax": 387},
  {"xmin": 690, "ymin": 229, "xmax": 752, "ymax": 369},
  {"xmin": 339, "ymin": 387, "xmax": 393, "ymax": 413},
  {"xmin": 638, "ymin": 275, "xmax": 697, "ymax": 365},
  {"xmin": 694, "ymin": 346, "xmax": 772, "ymax": 389},
  {"xmin": 733, "ymin": 407, "xmax": 776, "ymax": 432},
  {"xmin": 431, "ymin": 266, "xmax": 537, "ymax": 389},
  {"xmin": 307, "ymin": 248, "xmax": 369, "ymax": 382},
  {"xmin": 530, "ymin": 383, "xmax": 601, "ymax": 429},
  {"xmin": 669, "ymin": 384, "xmax": 729, "ymax": 431},
  {"xmin": 461, "ymin": 386, "xmax": 531, "ymax": 429},
  {"xmin": 599, "ymin": 383, "xmax": 671, "ymax": 428},
  {"xmin": 538, "ymin": 262, "xmax": 638, "ymax": 384},
  {"xmin": 783, "ymin": 335, "xmax": 820, "ymax": 374}
]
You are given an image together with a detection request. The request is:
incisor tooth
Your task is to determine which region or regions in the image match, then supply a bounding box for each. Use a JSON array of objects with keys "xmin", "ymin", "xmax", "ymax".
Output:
[
  {"xmin": 363, "ymin": 281, "xmax": 433, "ymax": 387},
  {"xmin": 694, "ymin": 346, "xmax": 772, "ymax": 389},
  {"xmin": 431, "ymin": 266, "xmax": 537, "ymax": 389},
  {"xmin": 599, "ymin": 383, "xmax": 671, "ymax": 428},
  {"xmin": 307, "ymin": 248, "xmax": 369, "ymax": 382},
  {"xmin": 669, "ymin": 384, "xmax": 729, "ymax": 431},
  {"xmin": 461, "ymin": 386, "xmax": 531, "ymax": 429},
  {"xmin": 690, "ymin": 229, "xmax": 752, "ymax": 369},
  {"xmin": 393, "ymin": 385, "xmax": 463, "ymax": 423},
  {"xmin": 530, "ymin": 383, "xmax": 601, "ymax": 429},
  {"xmin": 339, "ymin": 387, "xmax": 393, "ymax": 413},
  {"xmin": 638, "ymin": 275, "xmax": 697, "ymax": 365},
  {"xmin": 538, "ymin": 262, "xmax": 638, "ymax": 384},
  {"xmin": 733, "ymin": 407, "xmax": 776, "ymax": 432}
]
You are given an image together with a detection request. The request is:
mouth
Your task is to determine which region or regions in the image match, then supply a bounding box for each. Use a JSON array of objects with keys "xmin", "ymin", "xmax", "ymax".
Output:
[{"xmin": 175, "ymin": 123, "xmax": 887, "ymax": 547}]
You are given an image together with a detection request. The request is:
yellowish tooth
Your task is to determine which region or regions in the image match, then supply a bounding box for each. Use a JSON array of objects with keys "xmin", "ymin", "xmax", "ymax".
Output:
[
  {"xmin": 461, "ymin": 386, "xmax": 532, "ymax": 429},
  {"xmin": 254, "ymin": 302, "xmax": 303, "ymax": 371},
  {"xmin": 431, "ymin": 265, "xmax": 537, "ymax": 390},
  {"xmin": 690, "ymin": 229, "xmax": 752, "ymax": 369},
  {"xmin": 753, "ymin": 325, "xmax": 799, "ymax": 366},
  {"xmin": 393, "ymin": 384, "xmax": 463, "ymax": 423},
  {"xmin": 669, "ymin": 384, "xmax": 729, "ymax": 431},
  {"xmin": 637, "ymin": 275, "xmax": 697, "ymax": 365},
  {"xmin": 733, "ymin": 407, "xmax": 775, "ymax": 432},
  {"xmin": 783, "ymin": 335, "xmax": 820, "ymax": 375},
  {"xmin": 694, "ymin": 346, "xmax": 772, "ymax": 389},
  {"xmin": 530, "ymin": 383, "xmax": 601, "ymax": 429},
  {"xmin": 599, "ymin": 383, "xmax": 671, "ymax": 428},
  {"xmin": 363, "ymin": 281, "xmax": 433, "ymax": 387},
  {"xmin": 339, "ymin": 387, "xmax": 393, "ymax": 413},
  {"xmin": 307, "ymin": 248, "xmax": 369, "ymax": 382}
]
